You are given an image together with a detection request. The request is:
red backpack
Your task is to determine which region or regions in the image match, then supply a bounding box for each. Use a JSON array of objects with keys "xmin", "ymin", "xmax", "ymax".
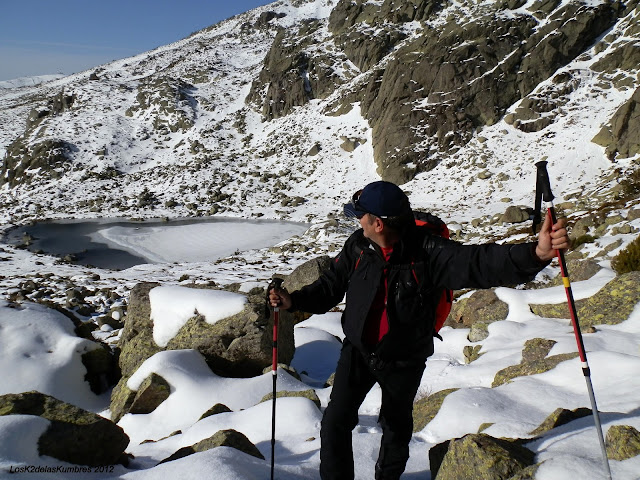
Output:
[{"xmin": 414, "ymin": 211, "xmax": 453, "ymax": 334}]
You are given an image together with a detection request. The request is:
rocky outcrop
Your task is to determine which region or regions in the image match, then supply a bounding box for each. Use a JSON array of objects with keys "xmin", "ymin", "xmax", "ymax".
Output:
[
  {"xmin": 246, "ymin": 20, "xmax": 348, "ymax": 120},
  {"xmin": 0, "ymin": 0, "xmax": 636, "ymax": 215},
  {"xmin": 260, "ymin": 389, "xmax": 321, "ymax": 410},
  {"xmin": 605, "ymin": 424, "xmax": 640, "ymax": 461},
  {"xmin": 281, "ymin": 255, "xmax": 332, "ymax": 293},
  {"xmin": 507, "ymin": 71, "xmax": 581, "ymax": 132},
  {"xmin": 0, "ymin": 391, "xmax": 129, "ymax": 466},
  {"xmin": 24, "ymin": 90, "xmax": 76, "ymax": 131},
  {"xmin": 592, "ymin": 86, "xmax": 640, "ymax": 160},
  {"xmin": 530, "ymin": 271, "xmax": 640, "ymax": 326},
  {"xmin": 528, "ymin": 407, "xmax": 592, "ymax": 436},
  {"xmin": 412, "ymin": 388, "xmax": 458, "ymax": 432},
  {"xmin": 492, "ymin": 338, "xmax": 578, "ymax": 387},
  {"xmin": 160, "ymin": 429, "xmax": 264, "ymax": 464},
  {"xmin": 0, "ymin": 87, "xmax": 80, "ymax": 188},
  {"xmin": 328, "ymin": 0, "xmax": 413, "ymax": 71},
  {"xmin": 0, "ymin": 0, "xmax": 636, "ymax": 204},
  {"xmin": 125, "ymin": 77, "xmax": 196, "ymax": 133},
  {"xmin": 128, "ymin": 373, "xmax": 171, "ymax": 415},
  {"xmin": 250, "ymin": 0, "xmax": 444, "ymax": 122},
  {"xmin": 547, "ymin": 258, "xmax": 602, "ymax": 286},
  {"xmin": 358, "ymin": 1, "xmax": 619, "ymax": 183},
  {"xmin": 199, "ymin": 403, "xmax": 232, "ymax": 420},
  {"xmin": 110, "ymin": 282, "xmax": 293, "ymax": 421},
  {"xmin": 500, "ymin": 206, "xmax": 533, "ymax": 224},
  {"xmin": 253, "ymin": 11, "xmax": 286, "ymax": 29},
  {"xmin": 111, "ymin": 256, "xmax": 331, "ymax": 422},
  {"xmin": 248, "ymin": 0, "xmax": 623, "ymax": 184},
  {"xmin": 430, "ymin": 433, "xmax": 536, "ymax": 480},
  {"xmin": 445, "ymin": 289, "xmax": 509, "ymax": 329},
  {"xmin": 0, "ymin": 138, "xmax": 75, "ymax": 187}
]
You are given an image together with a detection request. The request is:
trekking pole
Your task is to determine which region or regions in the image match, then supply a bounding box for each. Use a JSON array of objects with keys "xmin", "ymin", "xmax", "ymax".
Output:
[
  {"xmin": 268, "ymin": 278, "xmax": 284, "ymax": 480},
  {"xmin": 533, "ymin": 161, "xmax": 612, "ymax": 480}
]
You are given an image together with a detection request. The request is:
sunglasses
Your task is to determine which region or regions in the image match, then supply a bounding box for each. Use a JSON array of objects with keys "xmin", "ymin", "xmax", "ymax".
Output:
[
  {"xmin": 350, "ymin": 189, "xmax": 388, "ymax": 219},
  {"xmin": 350, "ymin": 190, "xmax": 370, "ymax": 219},
  {"xmin": 350, "ymin": 190, "xmax": 364, "ymax": 214}
]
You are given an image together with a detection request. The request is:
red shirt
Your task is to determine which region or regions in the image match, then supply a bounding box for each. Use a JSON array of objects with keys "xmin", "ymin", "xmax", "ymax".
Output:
[{"xmin": 362, "ymin": 246, "xmax": 393, "ymax": 347}]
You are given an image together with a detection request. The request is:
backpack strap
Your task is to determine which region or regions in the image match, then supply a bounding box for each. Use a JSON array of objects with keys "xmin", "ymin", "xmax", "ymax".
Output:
[{"xmin": 354, "ymin": 249, "xmax": 364, "ymax": 270}]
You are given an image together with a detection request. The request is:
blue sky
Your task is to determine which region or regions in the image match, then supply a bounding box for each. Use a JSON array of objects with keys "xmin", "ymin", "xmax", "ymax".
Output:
[{"xmin": 0, "ymin": 0, "xmax": 273, "ymax": 81}]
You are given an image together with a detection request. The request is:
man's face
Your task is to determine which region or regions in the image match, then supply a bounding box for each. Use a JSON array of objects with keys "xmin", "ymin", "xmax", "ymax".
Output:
[{"xmin": 360, "ymin": 213, "xmax": 377, "ymax": 240}]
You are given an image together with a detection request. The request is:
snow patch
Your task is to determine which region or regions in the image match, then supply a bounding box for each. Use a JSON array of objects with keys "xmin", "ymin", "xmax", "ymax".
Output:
[{"xmin": 149, "ymin": 285, "xmax": 247, "ymax": 347}]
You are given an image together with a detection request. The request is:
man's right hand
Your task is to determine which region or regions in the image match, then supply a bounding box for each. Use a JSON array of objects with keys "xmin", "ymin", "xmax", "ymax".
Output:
[{"xmin": 269, "ymin": 287, "xmax": 292, "ymax": 310}]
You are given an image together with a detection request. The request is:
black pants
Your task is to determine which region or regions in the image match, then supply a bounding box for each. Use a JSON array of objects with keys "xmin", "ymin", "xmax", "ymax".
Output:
[{"xmin": 320, "ymin": 342, "xmax": 426, "ymax": 480}]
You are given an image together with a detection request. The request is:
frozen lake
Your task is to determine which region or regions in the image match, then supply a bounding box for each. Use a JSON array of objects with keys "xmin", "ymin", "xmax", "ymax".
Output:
[{"xmin": 3, "ymin": 217, "xmax": 309, "ymax": 270}]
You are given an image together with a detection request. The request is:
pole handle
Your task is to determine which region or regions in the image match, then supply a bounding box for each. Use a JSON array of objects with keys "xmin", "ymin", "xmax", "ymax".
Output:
[
  {"xmin": 268, "ymin": 278, "xmax": 285, "ymax": 309},
  {"xmin": 535, "ymin": 161, "xmax": 555, "ymax": 203}
]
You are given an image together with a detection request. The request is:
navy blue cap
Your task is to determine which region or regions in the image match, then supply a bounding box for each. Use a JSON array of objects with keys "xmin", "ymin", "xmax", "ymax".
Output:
[{"xmin": 344, "ymin": 181, "xmax": 411, "ymax": 218}]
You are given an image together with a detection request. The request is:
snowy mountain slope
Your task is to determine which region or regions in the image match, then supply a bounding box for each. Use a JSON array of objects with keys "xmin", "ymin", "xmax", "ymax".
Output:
[
  {"xmin": 0, "ymin": 0, "xmax": 640, "ymax": 479},
  {"xmin": 0, "ymin": 0, "xmax": 637, "ymax": 228},
  {"xmin": 0, "ymin": 75, "xmax": 66, "ymax": 90}
]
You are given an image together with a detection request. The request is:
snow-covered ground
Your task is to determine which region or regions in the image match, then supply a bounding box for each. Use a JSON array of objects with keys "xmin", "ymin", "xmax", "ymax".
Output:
[{"xmin": 1, "ymin": 267, "xmax": 639, "ymax": 479}]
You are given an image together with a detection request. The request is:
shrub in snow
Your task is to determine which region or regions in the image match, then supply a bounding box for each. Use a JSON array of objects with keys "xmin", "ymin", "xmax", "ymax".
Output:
[{"xmin": 612, "ymin": 234, "xmax": 640, "ymax": 274}]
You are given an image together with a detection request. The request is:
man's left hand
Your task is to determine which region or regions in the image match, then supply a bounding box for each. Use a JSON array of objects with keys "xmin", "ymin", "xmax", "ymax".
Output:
[{"xmin": 535, "ymin": 214, "xmax": 570, "ymax": 262}]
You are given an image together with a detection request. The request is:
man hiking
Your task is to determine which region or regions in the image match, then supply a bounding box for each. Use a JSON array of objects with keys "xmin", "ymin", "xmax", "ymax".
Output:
[{"xmin": 268, "ymin": 180, "xmax": 570, "ymax": 480}]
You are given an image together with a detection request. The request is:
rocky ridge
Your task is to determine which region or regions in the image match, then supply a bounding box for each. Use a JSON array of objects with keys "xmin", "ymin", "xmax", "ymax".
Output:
[{"xmin": 0, "ymin": 0, "xmax": 639, "ymax": 224}]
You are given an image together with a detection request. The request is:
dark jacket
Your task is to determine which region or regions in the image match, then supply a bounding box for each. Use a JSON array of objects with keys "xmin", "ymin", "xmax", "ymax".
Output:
[{"xmin": 289, "ymin": 223, "xmax": 548, "ymax": 362}]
